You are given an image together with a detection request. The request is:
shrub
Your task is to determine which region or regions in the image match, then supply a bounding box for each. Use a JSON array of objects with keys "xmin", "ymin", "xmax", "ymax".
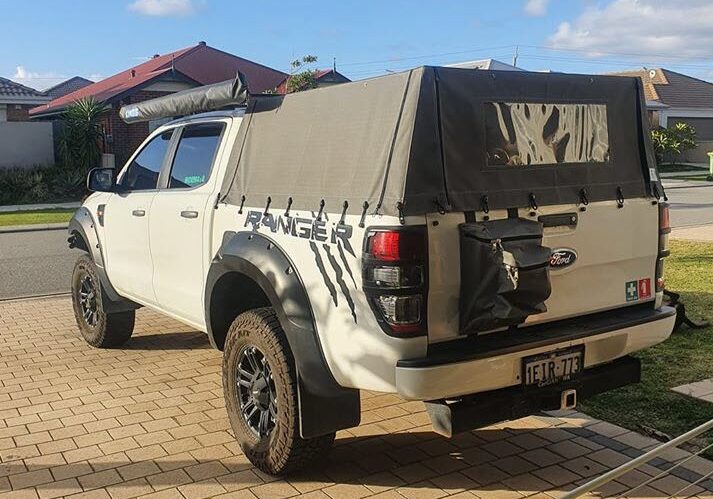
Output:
[
  {"xmin": 651, "ymin": 121, "xmax": 697, "ymax": 164},
  {"xmin": 0, "ymin": 165, "xmax": 86, "ymax": 205}
]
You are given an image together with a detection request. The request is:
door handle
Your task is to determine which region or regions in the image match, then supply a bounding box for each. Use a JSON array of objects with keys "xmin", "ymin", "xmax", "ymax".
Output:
[
  {"xmin": 180, "ymin": 210, "xmax": 199, "ymax": 219},
  {"xmin": 132, "ymin": 209, "xmax": 146, "ymax": 217}
]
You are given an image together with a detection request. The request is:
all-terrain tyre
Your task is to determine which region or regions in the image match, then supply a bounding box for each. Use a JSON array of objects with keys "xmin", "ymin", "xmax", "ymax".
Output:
[
  {"xmin": 222, "ymin": 307, "xmax": 335, "ymax": 475},
  {"xmin": 71, "ymin": 254, "xmax": 135, "ymax": 348}
]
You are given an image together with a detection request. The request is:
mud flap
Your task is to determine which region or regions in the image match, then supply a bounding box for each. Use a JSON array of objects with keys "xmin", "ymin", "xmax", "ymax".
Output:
[{"xmin": 297, "ymin": 378, "xmax": 361, "ymax": 439}]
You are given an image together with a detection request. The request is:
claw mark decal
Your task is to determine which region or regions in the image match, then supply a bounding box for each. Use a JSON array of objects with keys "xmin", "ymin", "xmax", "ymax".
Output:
[
  {"xmin": 324, "ymin": 244, "xmax": 357, "ymax": 323},
  {"xmin": 337, "ymin": 240, "xmax": 357, "ymax": 288},
  {"xmin": 309, "ymin": 241, "xmax": 338, "ymax": 307}
]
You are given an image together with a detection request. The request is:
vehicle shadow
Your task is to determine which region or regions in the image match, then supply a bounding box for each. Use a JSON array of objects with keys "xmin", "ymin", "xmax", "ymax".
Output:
[{"xmin": 125, "ymin": 330, "xmax": 212, "ymax": 350}]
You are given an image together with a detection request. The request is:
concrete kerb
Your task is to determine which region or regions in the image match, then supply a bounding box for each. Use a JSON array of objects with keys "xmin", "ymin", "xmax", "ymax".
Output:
[
  {"xmin": 0, "ymin": 222, "xmax": 69, "ymax": 234},
  {"xmin": 0, "ymin": 201, "xmax": 80, "ymax": 212}
]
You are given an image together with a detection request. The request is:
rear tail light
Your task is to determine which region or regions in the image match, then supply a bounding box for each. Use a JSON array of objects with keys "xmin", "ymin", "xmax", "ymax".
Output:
[
  {"xmin": 659, "ymin": 203, "xmax": 670, "ymax": 233},
  {"xmin": 363, "ymin": 227, "xmax": 428, "ymax": 337},
  {"xmin": 656, "ymin": 202, "xmax": 670, "ymax": 293},
  {"xmin": 376, "ymin": 295, "xmax": 423, "ymax": 334}
]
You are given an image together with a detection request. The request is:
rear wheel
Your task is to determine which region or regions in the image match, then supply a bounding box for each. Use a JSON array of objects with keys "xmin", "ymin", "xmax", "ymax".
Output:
[
  {"xmin": 71, "ymin": 254, "xmax": 134, "ymax": 348},
  {"xmin": 222, "ymin": 308, "xmax": 335, "ymax": 475}
]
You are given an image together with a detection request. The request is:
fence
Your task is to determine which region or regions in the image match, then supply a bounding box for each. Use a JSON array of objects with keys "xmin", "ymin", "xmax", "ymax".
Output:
[
  {"xmin": 561, "ymin": 418, "xmax": 713, "ymax": 498},
  {"xmin": 0, "ymin": 121, "xmax": 54, "ymax": 168}
]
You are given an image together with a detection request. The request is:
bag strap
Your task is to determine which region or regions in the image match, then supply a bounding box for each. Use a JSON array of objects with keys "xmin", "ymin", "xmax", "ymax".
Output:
[{"xmin": 464, "ymin": 210, "xmax": 476, "ymax": 223}]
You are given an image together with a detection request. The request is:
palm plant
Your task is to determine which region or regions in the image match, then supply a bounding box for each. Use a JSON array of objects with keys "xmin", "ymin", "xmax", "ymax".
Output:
[{"xmin": 58, "ymin": 98, "xmax": 109, "ymax": 172}]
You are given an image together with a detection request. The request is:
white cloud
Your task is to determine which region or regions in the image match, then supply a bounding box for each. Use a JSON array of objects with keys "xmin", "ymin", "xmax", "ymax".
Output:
[
  {"xmin": 12, "ymin": 66, "xmax": 66, "ymax": 91},
  {"xmin": 524, "ymin": 0, "xmax": 550, "ymax": 16},
  {"xmin": 548, "ymin": 0, "xmax": 713, "ymax": 59},
  {"xmin": 128, "ymin": 0, "xmax": 197, "ymax": 17}
]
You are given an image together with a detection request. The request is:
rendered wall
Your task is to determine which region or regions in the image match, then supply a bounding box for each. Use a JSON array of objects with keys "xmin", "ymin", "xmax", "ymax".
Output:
[{"xmin": 0, "ymin": 122, "xmax": 54, "ymax": 168}]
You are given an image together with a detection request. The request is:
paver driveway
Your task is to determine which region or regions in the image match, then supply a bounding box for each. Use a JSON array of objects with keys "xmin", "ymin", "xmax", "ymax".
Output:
[{"xmin": 1, "ymin": 296, "xmax": 712, "ymax": 499}]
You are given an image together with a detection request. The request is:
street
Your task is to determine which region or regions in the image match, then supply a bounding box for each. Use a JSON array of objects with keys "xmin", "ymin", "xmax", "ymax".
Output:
[
  {"xmin": 665, "ymin": 180, "xmax": 713, "ymax": 228},
  {"xmin": 0, "ymin": 228, "xmax": 79, "ymax": 300},
  {"xmin": 0, "ymin": 181, "xmax": 710, "ymax": 301}
]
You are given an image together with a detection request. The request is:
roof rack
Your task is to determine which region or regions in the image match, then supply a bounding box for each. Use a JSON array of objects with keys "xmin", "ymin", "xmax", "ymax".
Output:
[{"xmin": 119, "ymin": 72, "xmax": 248, "ymax": 124}]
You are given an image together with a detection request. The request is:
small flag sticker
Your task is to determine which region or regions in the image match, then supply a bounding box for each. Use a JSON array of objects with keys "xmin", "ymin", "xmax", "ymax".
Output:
[
  {"xmin": 626, "ymin": 281, "xmax": 639, "ymax": 302},
  {"xmin": 638, "ymin": 278, "xmax": 651, "ymax": 299}
]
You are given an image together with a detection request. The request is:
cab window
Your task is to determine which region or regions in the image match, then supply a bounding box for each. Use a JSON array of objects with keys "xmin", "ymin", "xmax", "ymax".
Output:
[
  {"xmin": 119, "ymin": 130, "xmax": 173, "ymax": 190},
  {"xmin": 168, "ymin": 123, "xmax": 225, "ymax": 189}
]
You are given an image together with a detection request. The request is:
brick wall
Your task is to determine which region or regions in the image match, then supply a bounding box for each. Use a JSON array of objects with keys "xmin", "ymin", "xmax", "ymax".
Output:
[
  {"xmin": 101, "ymin": 90, "xmax": 173, "ymax": 168},
  {"xmin": 6, "ymin": 104, "xmax": 35, "ymax": 122}
]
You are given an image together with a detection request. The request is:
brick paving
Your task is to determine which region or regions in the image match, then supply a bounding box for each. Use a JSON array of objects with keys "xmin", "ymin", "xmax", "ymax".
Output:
[{"xmin": 1, "ymin": 296, "xmax": 712, "ymax": 499}]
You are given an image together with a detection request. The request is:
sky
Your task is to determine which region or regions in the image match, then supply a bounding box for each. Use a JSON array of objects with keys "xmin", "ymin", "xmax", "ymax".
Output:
[{"xmin": 2, "ymin": 0, "xmax": 713, "ymax": 90}]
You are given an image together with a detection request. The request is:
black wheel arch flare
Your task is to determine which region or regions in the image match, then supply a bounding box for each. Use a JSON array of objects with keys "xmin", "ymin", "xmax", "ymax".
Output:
[
  {"xmin": 68, "ymin": 207, "xmax": 139, "ymax": 313},
  {"xmin": 205, "ymin": 231, "xmax": 360, "ymax": 438}
]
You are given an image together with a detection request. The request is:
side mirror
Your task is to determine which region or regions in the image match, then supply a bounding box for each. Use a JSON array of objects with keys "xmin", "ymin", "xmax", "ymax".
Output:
[{"xmin": 87, "ymin": 168, "xmax": 116, "ymax": 192}]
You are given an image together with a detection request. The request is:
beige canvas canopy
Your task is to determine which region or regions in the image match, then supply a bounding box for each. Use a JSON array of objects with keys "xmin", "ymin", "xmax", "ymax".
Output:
[{"xmin": 218, "ymin": 66, "xmax": 660, "ymax": 217}]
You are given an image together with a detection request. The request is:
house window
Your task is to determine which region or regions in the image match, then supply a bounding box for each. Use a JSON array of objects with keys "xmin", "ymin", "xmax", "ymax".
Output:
[
  {"xmin": 485, "ymin": 102, "xmax": 610, "ymax": 166},
  {"xmin": 0, "ymin": 105, "xmax": 7, "ymax": 122}
]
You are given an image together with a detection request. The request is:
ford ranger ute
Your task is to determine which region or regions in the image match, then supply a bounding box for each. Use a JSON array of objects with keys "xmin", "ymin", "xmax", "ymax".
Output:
[{"xmin": 68, "ymin": 67, "xmax": 676, "ymax": 474}]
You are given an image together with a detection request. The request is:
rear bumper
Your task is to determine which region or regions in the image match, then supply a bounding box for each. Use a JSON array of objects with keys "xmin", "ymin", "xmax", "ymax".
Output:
[
  {"xmin": 395, "ymin": 305, "xmax": 676, "ymax": 400},
  {"xmin": 425, "ymin": 355, "xmax": 641, "ymax": 437}
]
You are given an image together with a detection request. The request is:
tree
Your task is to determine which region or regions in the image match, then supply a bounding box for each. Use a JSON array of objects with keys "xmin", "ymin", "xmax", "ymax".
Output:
[
  {"xmin": 650, "ymin": 121, "xmax": 697, "ymax": 164},
  {"xmin": 58, "ymin": 98, "xmax": 109, "ymax": 172},
  {"xmin": 286, "ymin": 55, "xmax": 319, "ymax": 93}
]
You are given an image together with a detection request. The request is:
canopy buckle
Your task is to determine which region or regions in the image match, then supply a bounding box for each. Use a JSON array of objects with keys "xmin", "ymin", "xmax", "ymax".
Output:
[
  {"xmin": 616, "ymin": 187, "xmax": 625, "ymax": 209},
  {"xmin": 359, "ymin": 201, "xmax": 369, "ymax": 228},
  {"xmin": 263, "ymin": 196, "xmax": 272, "ymax": 216},
  {"xmin": 339, "ymin": 200, "xmax": 349, "ymax": 225}
]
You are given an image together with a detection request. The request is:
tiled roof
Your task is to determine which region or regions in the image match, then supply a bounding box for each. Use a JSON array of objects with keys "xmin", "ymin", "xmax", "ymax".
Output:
[
  {"xmin": 43, "ymin": 76, "xmax": 94, "ymax": 99},
  {"xmin": 610, "ymin": 68, "xmax": 713, "ymax": 109},
  {"xmin": 0, "ymin": 76, "xmax": 47, "ymax": 100},
  {"xmin": 31, "ymin": 42, "xmax": 287, "ymax": 116}
]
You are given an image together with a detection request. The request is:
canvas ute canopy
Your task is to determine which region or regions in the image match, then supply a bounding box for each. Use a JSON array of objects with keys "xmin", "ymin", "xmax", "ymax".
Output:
[{"xmin": 219, "ymin": 66, "xmax": 661, "ymax": 217}]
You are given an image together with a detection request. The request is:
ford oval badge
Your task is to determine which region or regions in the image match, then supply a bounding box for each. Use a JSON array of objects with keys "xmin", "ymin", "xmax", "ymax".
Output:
[{"xmin": 550, "ymin": 249, "xmax": 577, "ymax": 269}]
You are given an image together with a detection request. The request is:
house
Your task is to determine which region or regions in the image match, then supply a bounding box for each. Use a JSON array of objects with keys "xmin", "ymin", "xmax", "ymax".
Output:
[
  {"xmin": 0, "ymin": 78, "xmax": 53, "ymax": 168},
  {"xmin": 446, "ymin": 59, "xmax": 523, "ymax": 71},
  {"xmin": 30, "ymin": 42, "xmax": 287, "ymax": 167},
  {"xmin": 0, "ymin": 77, "xmax": 51, "ymax": 122},
  {"xmin": 276, "ymin": 68, "xmax": 351, "ymax": 94},
  {"xmin": 43, "ymin": 76, "xmax": 94, "ymax": 99},
  {"xmin": 611, "ymin": 68, "xmax": 713, "ymax": 163}
]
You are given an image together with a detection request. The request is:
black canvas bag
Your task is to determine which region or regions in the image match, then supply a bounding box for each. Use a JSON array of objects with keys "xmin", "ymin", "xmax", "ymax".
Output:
[{"xmin": 459, "ymin": 218, "xmax": 552, "ymax": 334}]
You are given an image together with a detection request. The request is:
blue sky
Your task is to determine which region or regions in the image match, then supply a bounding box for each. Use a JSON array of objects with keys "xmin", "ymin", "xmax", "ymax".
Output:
[{"xmin": 2, "ymin": 0, "xmax": 712, "ymax": 90}]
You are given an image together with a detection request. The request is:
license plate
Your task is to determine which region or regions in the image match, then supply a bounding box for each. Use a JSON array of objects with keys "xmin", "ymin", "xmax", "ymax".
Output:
[{"xmin": 522, "ymin": 346, "xmax": 584, "ymax": 388}]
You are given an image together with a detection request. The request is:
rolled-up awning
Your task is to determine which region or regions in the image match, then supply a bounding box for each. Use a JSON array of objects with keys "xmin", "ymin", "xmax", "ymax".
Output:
[{"xmin": 119, "ymin": 72, "xmax": 248, "ymax": 124}]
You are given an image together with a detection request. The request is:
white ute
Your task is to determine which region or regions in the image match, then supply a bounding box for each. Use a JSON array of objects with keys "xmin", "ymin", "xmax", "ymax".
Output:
[{"xmin": 68, "ymin": 67, "xmax": 676, "ymax": 474}]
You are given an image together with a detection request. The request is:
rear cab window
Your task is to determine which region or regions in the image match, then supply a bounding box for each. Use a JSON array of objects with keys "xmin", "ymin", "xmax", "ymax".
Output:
[
  {"xmin": 168, "ymin": 122, "xmax": 225, "ymax": 189},
  {"xmin": 485, "ymin": 102, "xmax": 610, "ymax": 166}
]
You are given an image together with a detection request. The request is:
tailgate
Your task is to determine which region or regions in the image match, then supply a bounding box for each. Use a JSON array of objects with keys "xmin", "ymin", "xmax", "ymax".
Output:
[{"xmin": 426, "ymin": 197, "xmax": 659, "ymax": 342}]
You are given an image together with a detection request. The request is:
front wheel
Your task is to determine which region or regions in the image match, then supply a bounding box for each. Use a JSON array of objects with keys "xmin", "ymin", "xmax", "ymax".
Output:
[
  {"xmin": 222, "ymin": 308, "xmax": 335, "ymax": 475},
  {"xmin": 71, "ymin": 254, "xmax": 134, "ymax": 348}
]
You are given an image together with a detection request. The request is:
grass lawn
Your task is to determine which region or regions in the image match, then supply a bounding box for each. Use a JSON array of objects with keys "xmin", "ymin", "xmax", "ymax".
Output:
[
  {"xmin": 673, "ymin": 173, "xmax": 713, "ymax": 182},
  {"xmin": 658, "ymin": 163, "xmax": 708, "ymax": 173},
  {"xmin": 0, "ymin": 208, "xmax": 76, "ymax": 227},
  {"xmin": 581, "ymin": 240, "xmax": 713, "ymax": 457}
]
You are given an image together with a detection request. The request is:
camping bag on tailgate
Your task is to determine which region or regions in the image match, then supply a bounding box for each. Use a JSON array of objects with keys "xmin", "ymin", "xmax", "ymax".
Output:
[{"xmin": 459, "ymin": 218, "xmax": 552, "ymax": 334}]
